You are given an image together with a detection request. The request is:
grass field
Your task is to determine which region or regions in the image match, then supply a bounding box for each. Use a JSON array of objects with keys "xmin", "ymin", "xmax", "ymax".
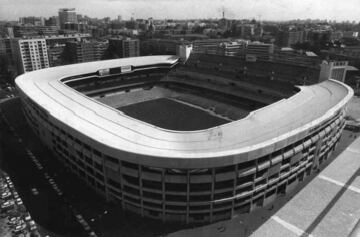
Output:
[{"xmin": 118, "ymin": 98, "xmax": 229, "ymax": 131}]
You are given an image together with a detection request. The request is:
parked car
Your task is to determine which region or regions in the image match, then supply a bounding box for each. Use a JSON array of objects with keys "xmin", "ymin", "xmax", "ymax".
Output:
[
  {"xmin": 1, "ymin": 191, "xmax": 11, "ymax": 199},
  {"xmin": 8, "ymin": 183, "xmax": 14, "ymax": 189},
  {"xmin": 13, "ymin": 192, "xmax": 19, "ymax": 199},
  {"xmin": 89, "ymin": 231, "xmax": 98, "ymax": 237},
  {"xmin": 0, "ymin": 183, "xmax": 8, "ymax": 190},
  {"xmin": 1, "ymin": 200, "xmax": 15, "ymax": 211},
  {"xmin": 24, "ymin": 213, "xmax": 31, "ymax": 222},
  {"xmin": 15, "ymin": 198, "xmax": 23, "ymax": 205},
  {"xmin": 0, "ymin": 187, "xmax": 10, "ymax": 194},
  {"xmin": 28, "ymin": 220, "xmax": 37, "ymax": 231},
  {"xmin": 31, "ymin": 188, "xmax": 39, "ymax": 195},
  {"xmin": 9, "ymin": 219, "xmax": 24, "ymax": 227},
  {"xmin": 8, "ymin": 216, "xmax": 21, "ymax": 225},
  {"xmin": 12, "ymin": 223, "xmax": 26, "ymax": 235}
]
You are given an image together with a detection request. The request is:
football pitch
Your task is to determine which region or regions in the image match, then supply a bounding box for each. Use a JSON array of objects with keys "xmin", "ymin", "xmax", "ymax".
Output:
[{"xmin": 118, "ymin": 98, "xmax": 229, "ymax": 131}]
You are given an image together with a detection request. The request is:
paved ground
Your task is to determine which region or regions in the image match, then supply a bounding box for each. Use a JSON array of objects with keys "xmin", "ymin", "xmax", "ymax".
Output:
[{"xmin": 347, "ymin": 96, "xmax": 360, "ymax": 121}]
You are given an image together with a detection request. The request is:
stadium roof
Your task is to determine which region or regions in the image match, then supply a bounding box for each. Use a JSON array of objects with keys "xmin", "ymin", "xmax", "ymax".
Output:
[{"xmin": 15, "ymin": 56, "xmax": 353, "ymax": 163}]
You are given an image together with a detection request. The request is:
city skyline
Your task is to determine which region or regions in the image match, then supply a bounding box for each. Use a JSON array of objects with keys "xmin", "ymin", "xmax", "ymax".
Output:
[{"xmin": 1, "ymin": 0, "xmax": 360, "ymax": 22}]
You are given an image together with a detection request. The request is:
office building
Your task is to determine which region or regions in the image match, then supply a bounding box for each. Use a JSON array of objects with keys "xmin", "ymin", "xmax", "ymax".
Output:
[
  {"xmin": 342, "ymin": 31, "xmax": 359, "ymax": 38},
  {"xmin": 192, "ymin": 39, "xmax": 232, "ymax": 55},
  {"xmin": 58, "ymin": 8, "xmax": 77, "ymax": 30},
  {"xmin": 246, "ymin": 42, "xmax": 274, "ymax": 61},
  {"xmin": 272, "ymin": 48, "xmax": 321, "ymax": 68},
  {"xmin": 320, "ymin": 61, "xmax": 354, "ymax": 83},
  {"xmin": 240, "ymin": 24, "xmax": 255, "ymax": 39},
  {"xmin": 19, "ymin": 16, "xmax": 44, "ymax": 26},
  {"xmin": 45, "ymin": 16, "xmax": 59, "ymax": 27},
  {"xmin": 13, "ymin": 25, "xmax": 59, "ymax": 38},
  {"xmin": 219, "ymin": 41, "xmax": 247, "ymax": 57},
  {"xmin": 141, "ymin": 38, "xmax": 190, "ymax": 55},
  {"xmin": 44, "ymin": 33, "xmax": 91, "ymax": 47}
]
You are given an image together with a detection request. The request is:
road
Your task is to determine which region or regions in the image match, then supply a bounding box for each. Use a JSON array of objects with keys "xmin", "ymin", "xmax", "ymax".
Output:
[{"xmin": 0, "ymin": 99, "xmax": 88, "ymax": 237}]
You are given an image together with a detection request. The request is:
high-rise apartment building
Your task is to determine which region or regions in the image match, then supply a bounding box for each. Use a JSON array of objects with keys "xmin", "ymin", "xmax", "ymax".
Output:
[
  {"xmin": 58, "ymin": 8, "xmax": 77, "ymax": 29},
  {"xmin": 287, "ymin": 30, "xmax": 307, "ymax": 47},
  {"xmin": 0, "ymin": 39, "xmax": 11, "ymax": 58},
  {"xmin": 47, "ymin": 44, "xmax": 66, "ymax": 67},
  {"xmin": 11, "ymin": 38, "xmax": 49, "ymax": 74},
  {"xmin": 108, "ymin": 38, "xmax": 140, "ymax": 58},
  {"xmin": 63, "ymin": 40, "xmax": 108, "ymax": 64},
  {"xmin": 46, "ymin": 34, "xmax": 91, "ymax": 67}
]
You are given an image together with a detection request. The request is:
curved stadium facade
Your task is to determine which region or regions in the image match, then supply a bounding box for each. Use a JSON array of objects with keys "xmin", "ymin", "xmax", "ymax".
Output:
[{"xmin": 15, "ymin": 55, "xmax": 353, "ymax": 223}]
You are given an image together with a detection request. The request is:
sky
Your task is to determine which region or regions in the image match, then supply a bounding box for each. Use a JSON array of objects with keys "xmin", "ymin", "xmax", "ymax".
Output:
[{"xmin": 1, "ymin": 0, "xmax": 360, "ymax": 22}]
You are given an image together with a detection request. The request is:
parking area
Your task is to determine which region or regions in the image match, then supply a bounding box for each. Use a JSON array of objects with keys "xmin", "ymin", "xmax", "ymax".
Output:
[
  {"xmin": 0, "ymin": 173, "xmax": 39, "ymax": 237},
  {"xmin": 0, "ymin": 85, "xmax": 17, "ymax": 101}
]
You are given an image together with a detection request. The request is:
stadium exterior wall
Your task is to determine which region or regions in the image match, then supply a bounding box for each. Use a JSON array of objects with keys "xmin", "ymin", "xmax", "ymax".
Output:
[{"xmin": 15, "ymin": 57, "xmax": 353, "ymax": 223}]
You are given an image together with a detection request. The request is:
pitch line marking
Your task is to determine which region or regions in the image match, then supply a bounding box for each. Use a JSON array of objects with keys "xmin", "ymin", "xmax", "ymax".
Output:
[
  {"xmin": 318, "ymin": 175, "xmax": 360, "ymax": 194},
  {"xmin": 271, "ymin": 216, "xmax": 314, "ymax": 237}
]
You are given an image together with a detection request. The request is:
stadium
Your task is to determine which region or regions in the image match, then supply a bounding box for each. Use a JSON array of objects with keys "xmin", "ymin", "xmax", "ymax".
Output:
[{"xmin": 15, "ymin": 54, "xmax": 353, "ymax": 224}]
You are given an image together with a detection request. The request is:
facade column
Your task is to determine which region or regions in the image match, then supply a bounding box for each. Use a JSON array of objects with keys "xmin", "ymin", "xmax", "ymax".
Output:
[
  {"xmin": 139, "ymin": 165, "xmax": 144, "ymax": 217},
  {"xmin": 210, "ymin": 168, "xmax": 215, "ymax": 223}
]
